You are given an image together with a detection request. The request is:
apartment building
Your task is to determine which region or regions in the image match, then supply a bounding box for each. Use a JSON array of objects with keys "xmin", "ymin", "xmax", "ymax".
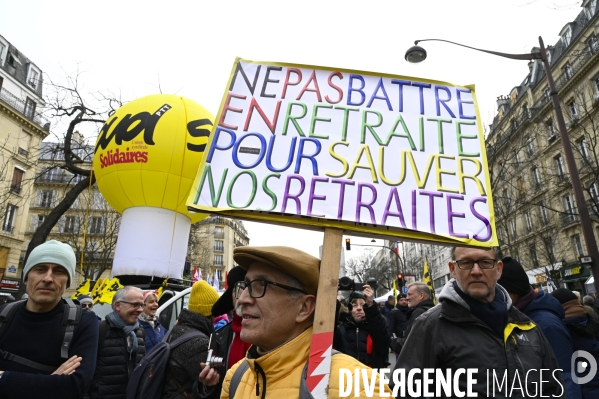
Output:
[
  {"xmin": 0, "ymin": 34, "xmax": 49, "ymax": 296},
  {"xmin": 486, "ymin": 0, "xmax": 599, "ymax": 294}
]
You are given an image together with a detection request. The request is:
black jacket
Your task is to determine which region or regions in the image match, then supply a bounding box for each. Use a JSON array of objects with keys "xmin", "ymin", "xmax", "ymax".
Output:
[
  {"xmin": 161, "ymin": 309, "xmax": 214, "ymax": 399},
  {"xmin": 392, "ymin": 279, "xmax": 565, "ymax": 398},
  {"xmin": 390, "ymin": 299, "xmax": 434, "ymax": 352},
  {"xmin": 336, "ymin": 302, "xmax": 390, "ymax": 369},
  {"xmin": 89, "ymin": 318, "xmax": 146, "ymax": 399},
  {"xmin": 387, "ymin": 306, "xmax": 409, "ymax": 339}
]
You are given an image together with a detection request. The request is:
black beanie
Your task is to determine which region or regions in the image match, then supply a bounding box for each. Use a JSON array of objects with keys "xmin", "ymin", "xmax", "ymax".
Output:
[
  {"xmin": 497, "ymin": 256, "xmax": 531, "ymax": 296},
  {"xmin": 211, "ymin": 266, "xmax": 247, "ymax": 317},
  {"xmin": 551, "ymin": 288, "xmax": 578, "ymax": 304}
]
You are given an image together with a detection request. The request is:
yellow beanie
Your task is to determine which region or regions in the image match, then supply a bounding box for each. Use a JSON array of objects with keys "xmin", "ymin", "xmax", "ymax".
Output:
[{"xmin": 188, "ymin": 280, "xmax": 220, "ymax": 317}]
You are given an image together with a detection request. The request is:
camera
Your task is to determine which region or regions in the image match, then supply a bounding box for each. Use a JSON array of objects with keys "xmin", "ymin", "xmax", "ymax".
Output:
[
  {"xmin": 338, "ymin": 276, "xmax": 378, "ymax": 292},
  {"xmin": 206, "ymin": 348, "xmax": 224, "ymax": 368}
]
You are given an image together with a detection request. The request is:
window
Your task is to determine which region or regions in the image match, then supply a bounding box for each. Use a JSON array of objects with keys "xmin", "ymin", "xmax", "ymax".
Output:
[
  {"xmin": 526, "ymin": 136, "xmax": 535, "ymax": 155},
  {"xmin": 564, "ymin": 63, "xmax": 574, "ymax": 81},
  {"xmin": 214, "ymin": 226, "xmax": 224, "ymax": 238},
  {"xmin": 523, "ymin": 104, "xmax": 531, "ymax": 119},
  {"xmin": 63, "ymin": 216, "xmax": 78, "ymax": 233},
  {"xmin": 0, "ymin": 42, "xmax": 5, "ymax": 64},
  {"xmin": 513, "ymin": 150, "xmax": 520, "ymax": 167},
  {"xmin": 39, "ymin": 190, "xmax": 54, "ymax": 207},
  {"xmin": 562, "ymin": 26, "xmax": 572, "ymax": 47},
  {"xmin": 214, "ymin": 216, "xmax": 223, "ymax": 224},
  {"xmin": 510, "ymin": 219, "xmax": 517, "ymax": 240},
  {"xmin": 214, "ymin": 240, "xmax": 224, "ymax": 251},
  {"xmin": 93, "ymin": 192, "xmax": 106, "ymax": 209},
  {"xmin": 579, "ymin": 138, "xmax": 591, "ymax": 164},
  {"xmin": 28, "ymin": 69, "xmax": 38, "ymax": 89},
  {"xmin": 591, "ymin": 182, "xmax": 599, "ymax": 200},
  {"xmin": 589, "ymin": 35, "xmax": 599, "ymax": 54},
  {"xmin": 529, "ymin": 244, "xmax": 539, "ymax": 268},
  {"xmin": 572, "ymin": 234, "xmax": 584, "ymax": 256},
  {"xmin": 19, "ymin": 132, "xmax": 31, "ymax": 157},
  {"xmin": 585, "ymin": 0, "xmax": 597, "ymax": 20},
  {"xmin": 547, "ymin": 120, "xmax": 556, "ymax": 140},
  {"xmin": 10, "ymin": 168, "xmax": 24, "ymax": 194},
  {"xmin": 30, "ymin": 214, "xmax": 45, "ymax": 232},
  {"xmin": 89, "ymin": 217, "xmax": 103, "ymax": 234},
  {"xmin": 594, "ymin": 76, "xmax": 599, "ymax": 96},
  {"xmin": 564, "ymin": 194, "xmax": 575, "ymax": 214},
  {"xmin": 214, "ymin": 255, "xmax": 223, "ymax": 266},
  {"xmin": 555, "ymin": 154, "xmax": 566, "ymax": 177},
  {"xmin": 2, "ymin": 205, "xmax": 17, "ymax": 233},
  {"xmin": 544, "ymin": 236, "xmax": 556, "ymax": 263},
  {"xmin": 525, "ymin": 211, "xmax": 533, "ymax": 233},
  {"xmin": 24, "ymin": 98, "xmax": 36, "ymax": 119},
  {"xmin": 569, "ymin": 100, "xmax": 579, "ymax": 119},
  {"xmin": 532, "ymin": 167, "xmax": 542, "ymax": 187},
  {"xmin": 46, "ymin": 168, "xmax": 60, "ymax": 182},
  {"xmin": 502, "ymin": 188, "xmax": 510, "ymax": 209},
  {"xmin": 540, "ymin": 201, "xmax": 549, "ymax": 225}
]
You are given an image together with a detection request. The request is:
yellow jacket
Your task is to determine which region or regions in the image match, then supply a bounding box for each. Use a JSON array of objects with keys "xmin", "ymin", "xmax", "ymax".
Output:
[{"xmin": 221, "ymin": 327, "xmax": 392, "ymax": 399}]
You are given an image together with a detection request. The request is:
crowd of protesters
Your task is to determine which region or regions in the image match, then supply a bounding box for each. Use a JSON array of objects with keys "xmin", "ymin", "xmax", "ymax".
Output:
[{"xmin": 2, "ymin": 239, "xmax": 599, "ymax": 398}]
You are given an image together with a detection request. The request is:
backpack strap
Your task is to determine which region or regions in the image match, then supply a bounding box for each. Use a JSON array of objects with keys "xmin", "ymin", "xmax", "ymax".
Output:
[
  {"xmin": 97, "ymin": 320, "xmax": 109, "ymax": 353},
  {"xmin": 0, "ymin": 300, "xmax": 60, "ymax": 373},
  {"xmin": 167, "ymin": 330, "xmax": 207, "ymax": 349},
  {"xmin": 0, "ymin": 300, "xmax": 25, "ymax": 342},
  {"xmin": 60, "ymin": 298, "xmax": 81, "ymax": 359},
  {"xmin": 0, "ymin": 349, "xmax": 55, "ymax": 373},
  {"xmin": 229, "ymin": 360, "xmax": 250, "ymax": 399}
]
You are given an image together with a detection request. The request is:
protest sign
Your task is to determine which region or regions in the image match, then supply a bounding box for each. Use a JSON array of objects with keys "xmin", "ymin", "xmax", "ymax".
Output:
[{"xmin": 187, "ymin": 58, "xmax": 496, "ymax": 247}]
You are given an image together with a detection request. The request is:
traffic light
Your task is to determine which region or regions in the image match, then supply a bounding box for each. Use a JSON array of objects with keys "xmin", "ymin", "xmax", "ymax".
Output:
[
  {"xmin": 345, "ymin": 238, "xmax": 351, "ymax": 250},
  {"xmin": 397, "ymin": 273, "xmax": 404, "ymax": 287}
]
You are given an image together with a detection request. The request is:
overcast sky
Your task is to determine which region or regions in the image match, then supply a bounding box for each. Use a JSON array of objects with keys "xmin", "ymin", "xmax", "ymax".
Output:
[{"xmin": 1, "ymin": 0, "xmax": 583, "ymax": 259}]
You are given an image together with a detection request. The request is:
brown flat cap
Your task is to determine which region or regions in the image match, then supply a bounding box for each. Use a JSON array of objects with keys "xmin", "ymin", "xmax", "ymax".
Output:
[{"xmin": 233, "ymin": 246, "xmax": 320, "ymax": 295}]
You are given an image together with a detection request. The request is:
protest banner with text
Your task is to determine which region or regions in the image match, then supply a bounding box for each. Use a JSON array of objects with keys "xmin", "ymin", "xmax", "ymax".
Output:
[{"xmin": 187, "ymin": 58, "xmax": 497, "ymax": 247}]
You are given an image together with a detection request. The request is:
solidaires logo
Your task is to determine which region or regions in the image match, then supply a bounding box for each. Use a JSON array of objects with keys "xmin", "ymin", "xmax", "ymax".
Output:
[{"xmin": 571, "ymin": 350, "xmax": 598, "ymax": 384}]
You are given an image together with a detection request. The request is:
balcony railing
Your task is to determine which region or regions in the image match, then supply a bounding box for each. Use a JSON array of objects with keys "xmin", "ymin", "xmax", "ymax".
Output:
[
  {"xmin": 1, "ymin": 226, "xmax": 14, "ymax": 234},
  {"xmin": 214, "ymin": 232, "xmax": 224, "ymax": 239},
  {"xmin": 560, "ymin": 213, "xmax": 579, "ymax": 227},
  {"xmin": 214, "ymin": 246, "xmax": 224, "ymax": 252},
  {"xmin": 0, "ymin": 87, "xmax": 49, "ymax": 130},
  {"xmin": 9, "ymin": 185, "xmax": 21, "ymax": 194}
]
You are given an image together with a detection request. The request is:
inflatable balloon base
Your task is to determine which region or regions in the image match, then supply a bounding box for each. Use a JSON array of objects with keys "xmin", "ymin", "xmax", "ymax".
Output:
[{"xmin": 112, "ymin": 207, "xmax": 191, "ymax": 279}]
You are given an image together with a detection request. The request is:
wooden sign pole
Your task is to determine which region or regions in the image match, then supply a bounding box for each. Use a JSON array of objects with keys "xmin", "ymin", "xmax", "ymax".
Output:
[{"xmin": 306, "ymin": 227, "xmax": 343, "ymax": 399}]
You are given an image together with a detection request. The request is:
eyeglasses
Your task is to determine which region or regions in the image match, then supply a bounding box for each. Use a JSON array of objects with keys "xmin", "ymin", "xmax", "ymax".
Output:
[
  {"xmin": 81, "ymin": 303, "xmax": 93, "ymax": 309},
  {"xmin": 452, "ymin": 259, "xmax": 497, "ymax": 270},
  {"xmin": 234, "ymin": 279, "xmax": 307, "ymax": 299},
  {"xmin": 119, "ymin": 301, "xmax": 144, "ymax": 309}
]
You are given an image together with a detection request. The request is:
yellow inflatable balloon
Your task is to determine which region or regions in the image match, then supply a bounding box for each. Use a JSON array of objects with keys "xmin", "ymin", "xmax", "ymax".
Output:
[{"xmin": 93, "ymin": 94, "xmax": 214, "ymax": 223}]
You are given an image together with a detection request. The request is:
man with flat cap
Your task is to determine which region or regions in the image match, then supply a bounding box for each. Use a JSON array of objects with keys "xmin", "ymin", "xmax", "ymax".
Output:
[{"xmin": 215, "ymin": 246, "xmax": 391, "ymax": 398}]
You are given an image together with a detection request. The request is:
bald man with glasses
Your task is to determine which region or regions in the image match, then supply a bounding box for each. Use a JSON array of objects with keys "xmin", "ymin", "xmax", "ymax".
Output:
[
  {"xmin": 88, "ymin": 286, "xmax": 146, "ymax": 399},
  {"xmin": 392, "ymin": 246, "xmax": 565, "ymax": 398}
]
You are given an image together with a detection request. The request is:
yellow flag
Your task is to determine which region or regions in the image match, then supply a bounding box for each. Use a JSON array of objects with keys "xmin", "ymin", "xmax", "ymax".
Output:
[
  {"xmin": 423, "ymin": 259, "xmax": 437, "ymax": 305},
  {"xmin": 71, "ymin": 279, "xmax": 91, "ymax": 300},
  {"xmin": 90, "ymin": 278, "xmax": 104, "ymax": 303},
  {"xmin": 99, "ymin": 277, "xmax": 124, "ymax": 304},
  {"xmin": 393, "ymin": 280, "xmax": 397, "ymax": 299}
]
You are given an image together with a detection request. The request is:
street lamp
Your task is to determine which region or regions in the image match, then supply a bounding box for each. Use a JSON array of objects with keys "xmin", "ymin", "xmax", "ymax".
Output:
[{"xmin": 405, "ymin": 37, "xmax": 599, "ymax": 293}]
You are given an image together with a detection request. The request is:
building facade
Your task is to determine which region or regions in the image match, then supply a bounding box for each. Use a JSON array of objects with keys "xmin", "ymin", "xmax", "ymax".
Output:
[
  {"xmin": 486, "ymin": 0, "xmax": 599, "ymax": 294},
  {"xmin": 189, "ymin": 215, "xmax": 250, "ymax": 289},
  {"xmin": 22, "ymin": 139, "xmax": 120, "ymax": 294},
  {"xmin": 0, "ymin": 34, "xmax": 49, "ymax": 296}
]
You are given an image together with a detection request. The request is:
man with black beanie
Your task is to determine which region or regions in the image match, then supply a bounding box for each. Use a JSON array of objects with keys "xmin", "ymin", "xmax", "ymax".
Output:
[{"xmin": 498, "ymin": 257, "xmax": 579, "ymax": 398}]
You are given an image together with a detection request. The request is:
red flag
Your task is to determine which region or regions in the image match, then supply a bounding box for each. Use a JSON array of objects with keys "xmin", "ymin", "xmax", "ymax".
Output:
[{"xmin": 224, "ymin": 271, "xmax": 229, "ymax": 289}]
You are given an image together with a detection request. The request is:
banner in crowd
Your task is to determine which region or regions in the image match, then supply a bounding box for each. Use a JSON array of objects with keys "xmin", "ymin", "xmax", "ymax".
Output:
[{"xmin": 187, "ymin": 58, "xmax": 496, "ymax": 246}]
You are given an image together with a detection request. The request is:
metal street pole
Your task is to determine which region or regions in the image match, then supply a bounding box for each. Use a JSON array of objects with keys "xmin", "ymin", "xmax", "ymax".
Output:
[{"xmin": 405, "ymin": 37, "xmax": 599, "ymax": 293}]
